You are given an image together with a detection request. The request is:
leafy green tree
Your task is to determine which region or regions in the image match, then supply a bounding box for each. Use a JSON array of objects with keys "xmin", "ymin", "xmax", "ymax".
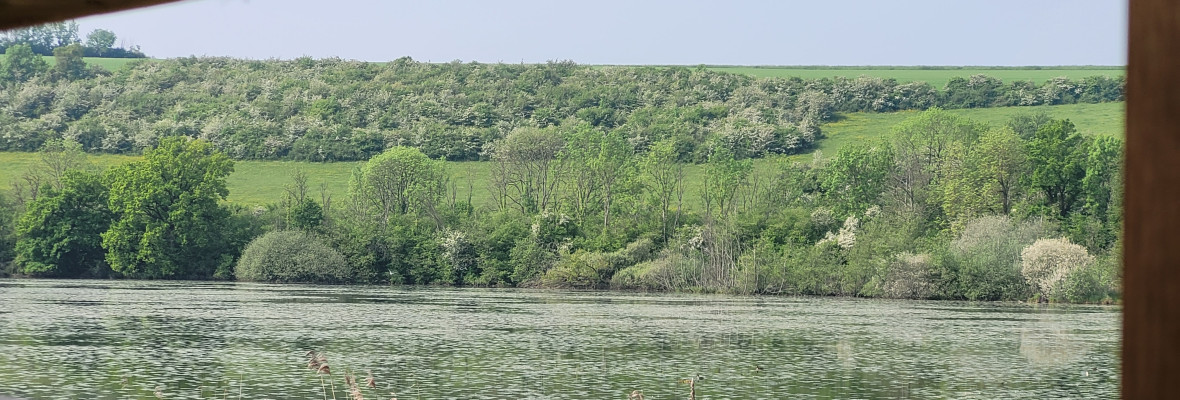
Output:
[
  {"xmin": 84, "ymin": 29, "xmax": 116, "ymax": 56},
  {"xmin": 1028, "ymin": 119, "xmax": 1087, "ymax": 217},
  {"xmin": 822, "ymin": 142, "xmax": 894, "ymax": 215},
  {"xmin": 643, "ymin": 139, "xmax": 686, "ymax": 242},
  {"xmin": 702, "ymin": 145, "xmax": 753, "ymax": 220},
  {"xmin": 887, "ymin": 108, "xmax": 984, "ymax": 220},
  {"xmin": 352, "ymin": 146, "xmax": 447, "ymax": 226},
  {"xmin": 287, "ymin": 199, "xmax": 324, "ymax": 231},
  {"xmin": 1, "ymin": 44, "xmax": 48, "ymax": 83},
  {"xmin": 14, "ymin": 170, "xmax": 112, "ymax": 277},
  {"xmin": 1081, "ymin": 136, "xmax": 1124, "ymax": 223},
  {"xmin": 559, "ymin": 124, "xmax": 635, "ymax": 229},
  {"xmin": 940, "ymin": 128, "xmax": 1028, "ymax": 229},
  {"xmin": 1007, "ymin": 111, "xmax": 1053, "ymax": 140},
  {"xmin": 52, "ymin": 43, "xmax": 90, "ymax": 81},
  {"xmin": 490, "ymin": 127, "xmax": 565, "ymax": 214},
  {"xmin": 102, "ymin": 137, "xmax": 234, "ymax": 279}
]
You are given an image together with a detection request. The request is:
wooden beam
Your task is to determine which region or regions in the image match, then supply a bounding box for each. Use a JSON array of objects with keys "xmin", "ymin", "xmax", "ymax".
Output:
[
  {"xmin": 1124, "ymin": 0, "xmax": 1180, "ymax": 398},
  {"xmin": 0, "ymin": 0, "xmax": 181, "ymax": 31}
]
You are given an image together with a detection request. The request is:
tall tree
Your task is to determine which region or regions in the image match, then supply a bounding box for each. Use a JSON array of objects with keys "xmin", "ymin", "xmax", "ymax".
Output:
[
  {"xmin": 84, "ymin": 29, "xmax": 116, "ymax": 56},
  {"xmin": 1028, "ymin": 119, "xmax": 1088, "ymax": 217},
  {"xmin": 352, "ymin": 146, "xmax": 447, "ymax": 227},
  {"xmin": 887, "ymin": 108, "xmax": 984, "ymax": 219},
  {"xmin": 643, "ymin": 139, "xmax": 686, "ymax": 242},
  {"xmin": 102, "ymin": 137, "xmax": 234, "ymax": 279},
  {"xmin": 1, "ymin": 44, "xmax": 48, "ymax": 83},
  {"xmin": 939, "ymin": 127, "xmax": 1029, "ymax": 229},
  {"xmin": 490, "ymin": 127, "xmax": 565, "ymax": 214},
  {"xmin": 702, "ymin": 145, "xmax": 753, "ymax": 220},
  {"xmin": 822, "ymin": 142, "xmax": 894, "ymax": 215},
  {"xmin": 14, "ymin": 170, "xmax": 112, "ymax": 277},
  {"xmin": 52, "ymin": 43, "xmax": 90, "ymax": 80},
  {"xmin": 559, "ymin": 124, "xmax": 635, "ymax": 229}
]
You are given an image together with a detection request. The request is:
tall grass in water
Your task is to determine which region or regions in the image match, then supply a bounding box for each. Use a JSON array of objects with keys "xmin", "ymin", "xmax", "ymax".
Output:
[{"xmin": 306, "ymin": 350, "xmax": 395, "ymax": 400}]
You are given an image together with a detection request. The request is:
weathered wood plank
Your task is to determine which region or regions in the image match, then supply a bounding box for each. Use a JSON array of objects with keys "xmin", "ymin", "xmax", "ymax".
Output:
[{"xmin": 1124, "ymin": 0, "xmax": 1180, "ymax": 398}]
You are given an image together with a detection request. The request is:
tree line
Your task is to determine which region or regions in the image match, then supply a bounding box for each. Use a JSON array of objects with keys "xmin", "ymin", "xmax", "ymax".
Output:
[
  {"xmin": 0, "ymin": 55, "xmax": 1122, "ymax": 163},
  {"xmin": 0, "ymin": 108, "xmax": 1122, "ymax": 303},
  {"xmin": 0, "ymin": 21, "xmax": 146, "ymax": 58}
]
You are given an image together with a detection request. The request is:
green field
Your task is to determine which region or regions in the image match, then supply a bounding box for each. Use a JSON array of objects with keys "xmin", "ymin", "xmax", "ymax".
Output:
[
  {"xmin": 0, "ymin": 102, "xmax": 1123, "ymax": 207},
  {"xmin": 0, "ymin": 56, "xmax": 1124, "ymax": 86},
  {"xmin": 0, "ymin": 54, "xmax": 144, "ymax": 71},
  {"xmin": 708, "ymin": 66, "xmax": 1123, "ymax": 88},
  {"xmin": 812, "ymin": 102, "xmax": 1125, "ymax": 160}
]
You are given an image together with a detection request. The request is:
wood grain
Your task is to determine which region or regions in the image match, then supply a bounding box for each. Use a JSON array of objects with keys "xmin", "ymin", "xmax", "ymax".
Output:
[{"xmin": 1124, "ymin": 0, "xmax": 1180, "ymax": 398}]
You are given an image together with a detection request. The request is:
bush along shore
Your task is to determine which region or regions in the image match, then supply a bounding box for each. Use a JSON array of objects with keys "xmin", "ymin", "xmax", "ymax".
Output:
[{"xmin": 0, "ymin": 105, "xmax": 1121, "ymax": 304}]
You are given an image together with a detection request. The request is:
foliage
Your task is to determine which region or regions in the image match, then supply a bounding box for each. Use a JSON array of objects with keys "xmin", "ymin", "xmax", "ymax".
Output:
[
  {"xmin": 14, "ymin": 170, "xmax": 112, "ymax": 277},
  {"xmin": 1021, "ymin": 237, "xmax": 1094, "ymax": 300},
  {"xmin": 102, "ymin": 137, "xmax": 234, "ymax": 279},
  {"xmin": 0, "ymin": 56, "xmax": 1122, "ymax": 161},
  {"xmin": 235, "ymin": 230, "xmax": 352, "ymax": 283},
  {"xmin": 945, "ymin": 215, "xmax": 1052, "ymax": 300},
  {"xmin": 1, "ymin": 44, "xmax": 48, "ymax": 83},
  {"xmin": 352, "ymin": 146, "xmax": 446, "ymax": 226}
]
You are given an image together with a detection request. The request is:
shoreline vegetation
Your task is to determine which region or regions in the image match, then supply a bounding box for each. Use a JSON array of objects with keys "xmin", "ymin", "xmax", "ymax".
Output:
[{"xmin": 0, "ymin": 53, "xmax": 1123, "ymax": 304}]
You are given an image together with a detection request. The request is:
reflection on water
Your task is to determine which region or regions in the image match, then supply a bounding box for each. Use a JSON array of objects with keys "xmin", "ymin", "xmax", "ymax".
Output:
[{"xmin": 0, "ymin": 280, "xmax": 1119, "ymax": 399}]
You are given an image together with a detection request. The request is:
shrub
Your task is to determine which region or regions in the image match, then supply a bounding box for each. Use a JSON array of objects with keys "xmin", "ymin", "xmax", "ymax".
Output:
[
  {"xmin": 949, "ymin": 215, "xmax": 1052, "ymax": 300},
  {"xmin": 881, "ymin": 252, "xmax": 936, "ymax": 299},
  {"xmin": 235, "ymin": 230, "xmax": 352, "ymax": 283},
  {"xmin": 1053, "ymin": 264, "xmax": 1108, "ymax": 303},
  {"xmin": 1021, "ymin": 237, "xmax": 1094, "ymax": 299}
]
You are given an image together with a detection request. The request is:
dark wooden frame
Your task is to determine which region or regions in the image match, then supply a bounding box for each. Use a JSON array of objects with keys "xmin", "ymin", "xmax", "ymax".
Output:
[
  {"xmin": 0, "ymin": 0, "xmax": 180, "ymax": 30},
  {"xmin": 1123, "ymin": 0, "xmax": 1177, "ymax": 398}
]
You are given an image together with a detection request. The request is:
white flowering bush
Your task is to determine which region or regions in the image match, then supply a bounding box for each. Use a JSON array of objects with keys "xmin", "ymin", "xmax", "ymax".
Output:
[{"xmin": 1021, "ymin": 237, "xmax": 1094, "ymax": 299}]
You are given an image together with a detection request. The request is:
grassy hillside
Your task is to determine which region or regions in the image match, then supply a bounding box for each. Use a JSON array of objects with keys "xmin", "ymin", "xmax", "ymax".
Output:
[
  {"xmin": 703, "ymin": 67, "xmax": 1124, "ymax": 88},
  {"xmin": 811, "ymin": 102, "xmax": 1124, "ymax": 160},
  {"xmin": 0, "ymin": 102, "xmax": 1123, "ymax": 207},
  {"xmin": 1, "ymin": 57, "xmax": 1122, "ymax": 84}
]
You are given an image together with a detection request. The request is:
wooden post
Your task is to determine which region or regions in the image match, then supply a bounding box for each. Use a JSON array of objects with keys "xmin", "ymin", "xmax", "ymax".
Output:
[{"xmin": 1124, "ymin": 0, "xmax": 1180, "ymax": 398}]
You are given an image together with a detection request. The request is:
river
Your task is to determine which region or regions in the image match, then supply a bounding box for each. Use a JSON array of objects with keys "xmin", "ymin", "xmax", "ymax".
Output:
[{"xmin": 0, "ymin": 280, "xmax": 1119, "ymax": 399}]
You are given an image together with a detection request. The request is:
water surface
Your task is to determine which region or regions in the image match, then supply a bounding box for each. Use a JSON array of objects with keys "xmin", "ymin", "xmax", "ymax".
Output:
[{"xmin": 0, "ymin": 280, "xmax": 1119, "ymax": 399}]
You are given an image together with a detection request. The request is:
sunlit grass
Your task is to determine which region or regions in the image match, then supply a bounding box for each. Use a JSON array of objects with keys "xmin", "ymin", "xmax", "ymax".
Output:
[{"xmin": 0, "ymin": 102, "xmax": 1123, "ymax": 208}]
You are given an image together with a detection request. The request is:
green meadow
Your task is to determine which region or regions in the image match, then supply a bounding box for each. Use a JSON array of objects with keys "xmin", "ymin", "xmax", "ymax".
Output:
[
  {"xmin": 0, "ymin": 102, "xmax": 1124, "ymax": 207},
  {"xmin": 1, "ymin": 55, "xmax": 1124, "ymax": 85},
  {"xmin": 703, "ymin": 66, "xmax": 1124, "ymax": 88}
]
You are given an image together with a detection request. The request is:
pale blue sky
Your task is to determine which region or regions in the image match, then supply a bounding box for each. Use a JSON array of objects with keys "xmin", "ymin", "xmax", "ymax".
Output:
[{"xmin": 75, "ymin": 0, "xmax": 1127, "ymax": 65}]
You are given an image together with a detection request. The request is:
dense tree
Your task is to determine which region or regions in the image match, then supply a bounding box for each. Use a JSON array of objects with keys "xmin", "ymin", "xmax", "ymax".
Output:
[
  {"xmin": 822, "ymin": 143, "xmax": 894, "ymax": 215},
  {"xmin": 939, "ymin": 128, "xmax": 1028, "ymax": 229},
  {"xmin": 0, "ymin": 22, "xmax": 78, "ymax": 55},
  {"xmin": 1, "ymin": 44, "xmax": 49, "ymax": 83},
  {"xmin": 14, "ymin": 170, "xmax": 112, "ymax": 277},
  {"xmin": 352, "ymin": 146, "xmax": 447, "ymax": 226},
  {"xmin": 102, "ymin": 137, "xmax": 234, "ymax": 279},
  {"xmin": 1028, "ymin": 119, "xmax": 1088, "ymax": 217},
  {"xmin": 490, "ymin": 127, "xmax": 565, "ymax": 214},
  {"xmin": 52, "ymin": 44, "xmax": 91, "ymax": 81},
  {"xmin": 84, "ymin": 29, "xmax": 116, "ymax": 57},
  {"xmin": 559, "ymin": 125, "xmax": 635, "ymax": 229},
  {"xmin": 887, "ymin": 109, "xmax": 983, "ymax": 220},
  {"xmin": 643, "ymin": 139, "xmax": 686, "ymax": 242},
  {"xmin": 702, "ymin": 145, "xmax": 753, "ymax": 220}
]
